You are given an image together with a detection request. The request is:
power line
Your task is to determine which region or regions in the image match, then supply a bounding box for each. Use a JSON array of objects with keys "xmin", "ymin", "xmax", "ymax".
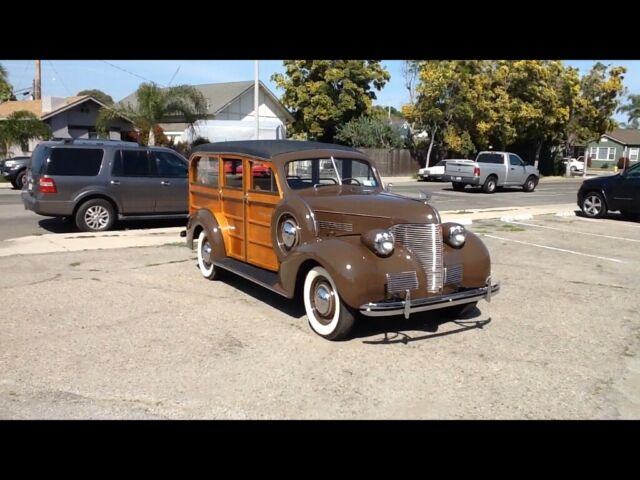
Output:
[
  {"xmin": 46, "ymin": 60, "xmax": 73, "ymax": 96},
  {"xmin": 102, "ymin": 61, "xmax": 166, "ymax": 87},
  {"xmin": 168, "ymin": 66, "xmax": 181, "ymax": 86}
]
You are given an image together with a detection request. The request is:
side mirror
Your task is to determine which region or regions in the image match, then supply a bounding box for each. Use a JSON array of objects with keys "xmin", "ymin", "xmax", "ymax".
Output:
[{"xmin": 386, "ymin": 182, "xmax": 393, "ymax": 192}]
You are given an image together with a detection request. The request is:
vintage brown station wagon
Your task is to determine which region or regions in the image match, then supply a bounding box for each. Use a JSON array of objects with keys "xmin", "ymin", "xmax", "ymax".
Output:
[{"xmin": 185, "ymin": 140, "xmax": 500, "ymax": 340}]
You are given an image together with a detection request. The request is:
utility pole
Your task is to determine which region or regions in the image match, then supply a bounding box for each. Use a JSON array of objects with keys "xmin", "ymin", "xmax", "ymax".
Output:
[
  {"xmin": 34, "ymin": 60, "xmax": 41, "ymax": 100},
  {"xmin": 254, "ymin": 60, "xmax": 259, "ymax": 140}
]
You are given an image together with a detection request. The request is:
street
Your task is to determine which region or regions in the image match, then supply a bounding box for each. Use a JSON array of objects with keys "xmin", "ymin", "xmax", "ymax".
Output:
[{"xmin": 0, "ymin": 178, "xmax": 584, "ymax": 241}]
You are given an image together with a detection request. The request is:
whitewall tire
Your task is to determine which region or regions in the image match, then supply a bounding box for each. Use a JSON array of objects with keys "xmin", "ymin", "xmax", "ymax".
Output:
[
  {"xmin": 197, "ymin": 230, "xmax": 221, "ymax": 280},
  {"xmin": 303, "ymin": 266, "xmax": 355, "ymax": 340}
]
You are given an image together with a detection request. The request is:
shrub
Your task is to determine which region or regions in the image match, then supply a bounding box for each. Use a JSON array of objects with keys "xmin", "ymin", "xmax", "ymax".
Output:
[{"xmin": 335, "ymin": 116, "xmax": 406, "ymax": 149}]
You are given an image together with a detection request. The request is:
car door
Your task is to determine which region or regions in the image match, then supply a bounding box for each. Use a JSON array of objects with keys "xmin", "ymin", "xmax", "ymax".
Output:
[
  {"xmin": 220, "ymin": 157, "xmax": 246, "ymax": 260},
  {"xmin": 610, "ymin": 163, "xmax": 640, "ymax": 213},
  {"xmin": 507, "ymin": 154, "xmax": 527, "ymax": 185},
  {"xmin": 245, "ymin": 160, "xmax": 281, "ymax": 271},
  {"xmin": 152, "ymin": 150, "xmax": 188, "ymax": 213},
  {"xmin": 110, "ymin": 149, "xmax": 158, "ymax": 214}
]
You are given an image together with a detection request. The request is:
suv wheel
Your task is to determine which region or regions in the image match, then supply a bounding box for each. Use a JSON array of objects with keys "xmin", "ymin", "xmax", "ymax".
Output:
[
  {"xmin": 75, "ymin": 199, "xmax": 115, "ymax": 232},
  {"xmin": 14, "ymin": 170, "xmax": 27, "ymax": 190},
  {"xmin": 581, "ymin": 191, "xmax": 606, "ymax": 218}
]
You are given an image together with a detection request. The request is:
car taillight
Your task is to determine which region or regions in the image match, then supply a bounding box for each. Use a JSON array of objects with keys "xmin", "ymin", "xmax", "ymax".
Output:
[
  {"xmin": 39, "ymin": 176, "xmax": 57, "ymax": 193},
  {"xmin": 473, "ymin": 167, "xmax": 480, "ymax": 176}
]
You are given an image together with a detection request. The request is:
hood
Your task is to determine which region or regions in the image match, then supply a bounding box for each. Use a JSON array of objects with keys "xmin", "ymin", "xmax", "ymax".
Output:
[
  {"xmin": 581, "ymin": 174, "xmax": 620, "ymax": 188},
  {"xmin": 297, "ymin": 186, "xmax": 440, "ymax": 232}
]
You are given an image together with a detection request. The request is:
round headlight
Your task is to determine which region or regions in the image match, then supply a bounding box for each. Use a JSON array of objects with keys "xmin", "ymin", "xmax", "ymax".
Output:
[
  {"xmin": 448, "ymin": 224, "xmax": 466, "ymax": 248},
  {"xmin": 374, "ymin": 231, "xmax": 395, "ymax": 256}
]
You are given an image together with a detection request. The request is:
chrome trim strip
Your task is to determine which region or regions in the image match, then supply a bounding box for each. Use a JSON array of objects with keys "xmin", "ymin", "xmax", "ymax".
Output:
[{"xmin": 359, "ymin": 282, "xmax": 500, "ymax": 317}]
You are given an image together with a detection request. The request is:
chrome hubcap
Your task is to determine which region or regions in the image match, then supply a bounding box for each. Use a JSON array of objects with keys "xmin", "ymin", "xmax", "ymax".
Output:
[
  {"xmin": 584, "ymin": 195, "xmax": 602, "ymax": 216},
  {"xmin": 311, "ymin": 278, "xmax": 335, "ymax": 324},
  {"xmin": 202, "ymin": 240, "xmax": 212, "ymax": 265},
  {"xmin": 84, "ymin": 206, "xmax": 109, "ymax": 230}
]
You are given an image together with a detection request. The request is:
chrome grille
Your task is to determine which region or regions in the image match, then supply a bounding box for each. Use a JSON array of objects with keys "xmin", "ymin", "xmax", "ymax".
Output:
[
  {"xmin": 318, "ymin": 221, "xmax": 353, "ymax": 232},
  {"xmin": 444, "ymin": 264, "xmax": 463, "ymax": 286},
  {"xmin": 390, "ymin": 223, "xmax": 443, "ymax": 293},
  {"xmin": 386, "ymin": 271, "xmax": 419, "ymax": 294}
]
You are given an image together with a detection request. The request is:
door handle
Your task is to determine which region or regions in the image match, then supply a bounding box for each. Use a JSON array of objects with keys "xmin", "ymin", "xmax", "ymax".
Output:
[
  {"xmin": 110, "ymin": 180, "xmax": 120, "ymax": 185},
  {"xmin": 161, "ymin": 180, "xmax": 171, "ymax": 186},
  {"xmin": 510, "ymin": 168, "xmax": 515, "ymax": 170}
]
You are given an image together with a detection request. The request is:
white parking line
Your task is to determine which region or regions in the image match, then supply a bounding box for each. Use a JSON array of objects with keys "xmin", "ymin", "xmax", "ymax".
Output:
[
  {"xmin": 502, "ymin": 220, "xmax": 640, "ymax": 243},
  {"xmin": 482, "ymin": 234, "xmax": 624, "ymax": 263}
]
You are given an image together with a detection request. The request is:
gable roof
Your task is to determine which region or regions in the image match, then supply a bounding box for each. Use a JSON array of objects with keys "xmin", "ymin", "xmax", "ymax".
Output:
[
  {"xmin": 191, "ymin": 140, "xmax": 359, "ymax": 159},
  {"xmin": 602, "ymin": 128, "xmax": 640, "ymax": 145},
  {"xmin": 119, "ymin": 80, "xmax": 294, "ymax": 122}
]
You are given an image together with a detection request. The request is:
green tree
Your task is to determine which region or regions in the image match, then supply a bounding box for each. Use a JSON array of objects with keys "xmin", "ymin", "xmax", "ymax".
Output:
[
  {"xmin": 1, "ymin": 63, "xmax": 15, "ymax": 102},
  {"xmin": 335, "ymin": 116, "xmax": 405, "ymax": 148},
  {"xmin": 271, "ymin": 60, "xmax": 390, "ymax": 142},
  {"xmin": 618, "ymin": 94, "xmax": 640, "ymax": 127},
  {"xmin": 0, "ymin": 111, "xmax": 52, "ymax": 157},
  {"xmin": 77, "ymin": 89, "xmax": 114, "ymax": 105},
  {"xmin": 97, "ymin": 82, "xmax": 207, "ymax": 146}
]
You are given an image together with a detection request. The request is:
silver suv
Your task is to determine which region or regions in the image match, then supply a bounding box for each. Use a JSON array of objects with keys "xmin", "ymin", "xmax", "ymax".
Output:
[{"xmin": 22, "ymin": 138, "xmax": 188, "ymax": 232}]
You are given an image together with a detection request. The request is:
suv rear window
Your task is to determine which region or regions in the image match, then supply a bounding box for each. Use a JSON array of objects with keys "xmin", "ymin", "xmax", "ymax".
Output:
[
  {"xmin": 29, "ymin": 145, "xmax": 52, "ymax": 175},
  {"xmin": 477, "ymin": 153, "xmax": 504, "ymax": 164},
  {"xmin": 46, "ymin": 148, "xmax": 103, "ymax": 176}
]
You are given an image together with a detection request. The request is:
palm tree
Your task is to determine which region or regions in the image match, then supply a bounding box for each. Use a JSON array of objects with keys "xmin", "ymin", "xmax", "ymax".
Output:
[
  {"xmin": 618, "ymin": 94, "xmax": 640, "ymax": 128},
  {"xmin": 1, "ymin": 63, "xmax": 13, "ymax": 102},
  {"xmin": 97, "ymin": 82, "xmax": 208, "ymax": 146},
  {"xmin": 0, "ymin": 111, "xmax": 52, "ymax": 158}
]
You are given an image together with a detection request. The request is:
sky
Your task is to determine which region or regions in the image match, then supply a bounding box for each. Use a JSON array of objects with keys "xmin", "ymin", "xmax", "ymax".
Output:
[{"xmin": 1, "ymin": 60, "xmax": 639, "ymax": 122}]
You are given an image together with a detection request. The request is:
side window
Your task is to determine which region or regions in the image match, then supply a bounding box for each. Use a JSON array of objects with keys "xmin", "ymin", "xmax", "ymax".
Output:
[
  {"xmin": 112, "ymin": 150, "xmax": 155, "ymax": 177},
  {"xmin": 155, "ymin": 151, "xmax": 187, "ymax": 178},
  {"xmin": 193, "ymin": 156, "xmax": 219, "ymax": 186},
  {"xmin": 223, "ymin": 158, "xmax": 243, "ymax": 188},
  {"xmin": 249, "ymin": 161, "xmax": 278, "ymax": 194},
  {"xmin": 47, "ymin": 148, "xmax": 103, "ymax": 176},
  {"xmin": 625, "ymin": 163, "xmax": 640, "ymax": 178},
  {"xmin": 509, "ymin": 154, "xmax": 524, "ymax": 167}
]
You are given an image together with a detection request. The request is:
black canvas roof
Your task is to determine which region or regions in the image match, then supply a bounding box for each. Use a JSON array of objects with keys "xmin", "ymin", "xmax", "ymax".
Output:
[{"xmin": 191, "ymin": 140, "xmax": 360, "ymax": 159}]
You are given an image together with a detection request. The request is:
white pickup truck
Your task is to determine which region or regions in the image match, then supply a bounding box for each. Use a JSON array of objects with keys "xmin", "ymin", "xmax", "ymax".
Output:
[{"xmin": 445, "ymin": 151, "xmax": 540, "ymax": 193}]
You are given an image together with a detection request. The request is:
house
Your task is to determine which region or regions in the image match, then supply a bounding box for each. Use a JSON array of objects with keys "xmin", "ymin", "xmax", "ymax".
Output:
[
  {"xmin": 586, "ymin": 128, "xmax": 640, "ymax": 168},
  {"xmin": 119, "ymin": 80, "xmax": 294, "ymax": 144},
  {"xmin": 0, "ymin": 95, "xmax": 134, "ymax": 157}
]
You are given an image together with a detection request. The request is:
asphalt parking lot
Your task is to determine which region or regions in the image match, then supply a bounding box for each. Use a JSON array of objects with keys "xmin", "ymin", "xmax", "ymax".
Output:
[{"xmin": 1, "ymin": 212, "xmax": 638, "ymax": 419}]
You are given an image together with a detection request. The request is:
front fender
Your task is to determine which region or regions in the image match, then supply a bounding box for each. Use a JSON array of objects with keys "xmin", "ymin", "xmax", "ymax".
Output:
[
  {"xmin": 186, "ymin": 208, "xmax": 226, "ymax": 261},
  {"xmin": 458, "ymin": 231, "xmax": 491, "ymax": 287},
  {"xmin": 279, "ymin": 236, "xmax": 424, "ymax": 309}
]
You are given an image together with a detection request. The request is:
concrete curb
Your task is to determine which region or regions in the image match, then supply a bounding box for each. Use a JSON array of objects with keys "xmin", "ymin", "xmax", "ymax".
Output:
[
  {"xmin": 0, "ymin": 203, "xmax": 581, "ymax": 257},
  {"xmin": 0, "ymin": 183, "xmax": 15, "ymax": 189}
]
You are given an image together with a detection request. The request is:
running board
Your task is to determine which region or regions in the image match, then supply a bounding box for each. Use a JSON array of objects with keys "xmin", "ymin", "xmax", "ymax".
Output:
[{"xmin": 214, "ymin": 257, "xmax": 291, "ymax": 298}]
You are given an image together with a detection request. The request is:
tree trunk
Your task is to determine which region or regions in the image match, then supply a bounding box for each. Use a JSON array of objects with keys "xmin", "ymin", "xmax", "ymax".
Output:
[
  {"xmin": 425, "ymin": 125, "xmax": 437, "ymax": 166},
  {"xmin": 535, "ymin": 141, "xmax": 543, "ymax": 169},
  {"xmin": 148, "ymin": 127, "xmax": 155, "ymax": 147}
]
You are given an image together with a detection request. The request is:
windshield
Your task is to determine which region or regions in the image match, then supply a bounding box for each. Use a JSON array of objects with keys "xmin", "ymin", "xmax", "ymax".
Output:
[{"xmin": 286, "ymin": 158, "xmax": 379, "ymax": 190}]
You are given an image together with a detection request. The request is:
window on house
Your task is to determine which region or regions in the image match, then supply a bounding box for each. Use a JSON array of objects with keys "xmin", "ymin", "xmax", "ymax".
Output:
[
  {"xmin": 590, "ymin": 147, "xmax": 616, "ymax": 161},
  {"xmin": 629, "ymin": 148, "xmax": 639, "ymax": 162}
]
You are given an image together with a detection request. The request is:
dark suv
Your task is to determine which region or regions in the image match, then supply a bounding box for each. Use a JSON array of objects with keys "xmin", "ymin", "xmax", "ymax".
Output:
[
  {"xmin": 22, "ymin": 139, "xmax": 189, "ymax": 232},
  {"xmin": 1, "ymin": 155, "xmax": 30, "ymax": 189}
]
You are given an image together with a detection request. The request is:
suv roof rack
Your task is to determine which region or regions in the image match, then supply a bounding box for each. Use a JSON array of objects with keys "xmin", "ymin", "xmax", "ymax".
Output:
[{"xmin": 50, "ymin": 137, "xmax": 141, "ymax": 147}]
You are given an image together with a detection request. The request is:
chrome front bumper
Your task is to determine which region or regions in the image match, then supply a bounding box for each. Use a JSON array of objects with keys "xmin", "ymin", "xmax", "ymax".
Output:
[{"xmin": 359, "ymin": 277, "xmax": 500, "ymax": 318}]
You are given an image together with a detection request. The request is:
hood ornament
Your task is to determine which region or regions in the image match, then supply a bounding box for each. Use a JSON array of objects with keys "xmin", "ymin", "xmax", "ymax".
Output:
[{"xmin": 418, "ymin": 190, "xmax": 432, "ymax": 202}]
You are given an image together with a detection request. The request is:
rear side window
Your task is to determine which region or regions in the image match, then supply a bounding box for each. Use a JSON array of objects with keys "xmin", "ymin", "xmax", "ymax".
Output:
[
  {"xmin": 154, "ymin": 151, "xmax": 187, "ymax": 178},
  {"xmin": 46, "ymin": 148, "xmax": 103, "ymax": 176},
  {"xmin": 112, "ymin": 150, "xmax": 155, "ymax": 177},
  {"xmin": 223, "ymin": 158, "xmax": 243, "ymax": 188},
  {"xmin": 29, "ymin": 145, "xmax": 51, "ymax": 175},
  {"xmin": 477, "ymin": 153, "xmax": 504, "ymax": 164}
]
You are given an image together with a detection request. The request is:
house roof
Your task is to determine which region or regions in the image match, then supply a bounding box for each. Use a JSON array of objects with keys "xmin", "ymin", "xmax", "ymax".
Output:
[
  {"xmin": 602, "ymin": 128, "xmax": 640, "ymax": 145},
  {"xmin": 119, "ymin": 80, "xmax": 294, "ymax": 122},
  {"xmin": 191, "ymin": 140, "xmax": 359, "ymax": 160}
]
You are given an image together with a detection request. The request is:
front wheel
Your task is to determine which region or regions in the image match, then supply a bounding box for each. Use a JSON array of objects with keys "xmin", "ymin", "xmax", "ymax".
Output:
[
  {"xmin": 523, "ymin": 175, "xmax": 538, "ymax": 192},
  {"xmin": 197, "ymin": 230, "xmax": 223, "ymax": 280},
  {"xmin": 303, "ymin": 266, "xmax": 355, "ymax": 341},
  {"xmin": 75, "ymin": 199, "xmax": 115, "ymax": 232},
  {"xmin": 581, "ymin": 191, "xmax": 607, "ymax": 218}
]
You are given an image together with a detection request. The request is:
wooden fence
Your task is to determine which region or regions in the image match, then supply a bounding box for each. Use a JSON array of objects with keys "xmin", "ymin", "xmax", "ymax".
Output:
[{"xmin": 358, "ymin": 148, "xmax": 421, "ymax": 177}]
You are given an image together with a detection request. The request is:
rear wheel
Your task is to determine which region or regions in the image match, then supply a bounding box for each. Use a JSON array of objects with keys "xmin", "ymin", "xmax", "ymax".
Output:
[
  {"xmin": 452, "ymin": 182, "xmax": 466, "ymax": 191},
  {"xmin": 75, "ymin": 199, "xmax": 115, "ymax": 232},
  {"xmin": 482, "ymin": 176, "xmax": 497, "ymax": 193},
  {"xmin": 581, "ymin": 191, "xmax": 607, "ymax": 218},
  {"xmin": 303, "ymin": 266, "xmax": 355, "ymax": 341},
  {"xmin": 197, "ymin": 230, "xmax": 222, "ymax": 280}
]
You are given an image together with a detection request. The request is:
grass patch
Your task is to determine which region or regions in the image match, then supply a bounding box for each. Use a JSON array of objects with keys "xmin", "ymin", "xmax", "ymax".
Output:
[
  {"xmin": 499, "ymin": 224, "xmax": 526, "ymax": 232},
  {"xmin": 69, "ymin": 261, "xmax": 81, "ymax": 267},
  {"xmin": 163, "ymin": 241, "xmax": 188, "ymax": 247},
  {"xmin": 452, "ymin": 210, "xmax": 472, "ymax": 214}
]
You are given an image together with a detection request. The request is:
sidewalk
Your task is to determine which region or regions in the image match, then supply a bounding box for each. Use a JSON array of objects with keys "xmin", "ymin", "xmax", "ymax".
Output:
[{"xmin": 0, "ymin": 203, "xmax": 579, "ymax": 257}]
